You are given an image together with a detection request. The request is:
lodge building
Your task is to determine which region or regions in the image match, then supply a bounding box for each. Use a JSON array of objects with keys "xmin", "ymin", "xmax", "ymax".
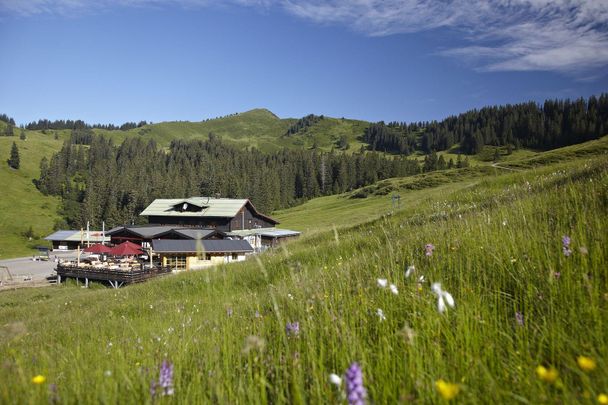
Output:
[
  {"xmin": 47, "ymin": 197, "xmax": 300, "ymax": 272},
  {"xmin": 139, "ymin": 197, "xmax": 278, "ymax": 231}
]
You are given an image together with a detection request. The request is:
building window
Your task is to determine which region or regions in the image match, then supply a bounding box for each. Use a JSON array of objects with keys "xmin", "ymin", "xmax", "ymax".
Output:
[
  {"xmin": 232, "ymin": 253, "xmax": 238, "ymax": 260},
  {"xmin": 166, "ymin": 256, "xmax": 186, "ymax": 271}
]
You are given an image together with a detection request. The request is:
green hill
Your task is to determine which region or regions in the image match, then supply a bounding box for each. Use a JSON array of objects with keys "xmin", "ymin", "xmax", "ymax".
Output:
[
  {"xmin": 0, "ymin": 127, "xmax": 65, "ymax": 258},
  {"xmin": 93, "ymin": 109, "xmax": 368, "ymax": 153},
  {"xmin": 0, "ymin": 138, "xmax": 606, "ymax": 403}
]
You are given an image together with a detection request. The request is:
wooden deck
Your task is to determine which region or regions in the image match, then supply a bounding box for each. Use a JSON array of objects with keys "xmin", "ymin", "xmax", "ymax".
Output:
[{"xmin": 55, "ymin": 263, "xmax": 173, "ymax": 288}]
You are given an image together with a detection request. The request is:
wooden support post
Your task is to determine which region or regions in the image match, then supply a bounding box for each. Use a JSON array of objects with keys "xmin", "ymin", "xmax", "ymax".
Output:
[
  {"xmin": 85, "ymin": 278, "xmax": 89, "ymax": 288},
  {"xmin": 76, "ymin": 277, "xmax": 79, "ymax": 286},
  {"xmin": 57, "ymin": 274, "xmax": 61, "ymax": 284}
]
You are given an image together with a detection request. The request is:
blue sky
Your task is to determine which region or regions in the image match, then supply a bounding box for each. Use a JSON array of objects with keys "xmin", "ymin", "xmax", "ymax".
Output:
[{"xmin": 0, "ymin": 0, "xmax": 607, "ymax": 125}]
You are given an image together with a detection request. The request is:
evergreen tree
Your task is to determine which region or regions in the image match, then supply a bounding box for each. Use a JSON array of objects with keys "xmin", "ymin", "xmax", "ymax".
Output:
[
  {"xmin": 19, "ymin": 130, "xmax": 26, "ymax": 140},
  {"xmin": 8, "ymin": 142, "xmax": 20, "ymax": 169}
]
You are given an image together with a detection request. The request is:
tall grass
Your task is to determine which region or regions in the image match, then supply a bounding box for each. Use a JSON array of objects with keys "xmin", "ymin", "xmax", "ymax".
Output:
[{"xmin": 0, "ymin": 155, "xmax": 606, "ymax": 404}]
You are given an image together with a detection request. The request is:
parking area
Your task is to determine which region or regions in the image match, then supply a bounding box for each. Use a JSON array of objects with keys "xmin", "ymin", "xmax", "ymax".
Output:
[{"xmin": 0, "ymin": 251, "xmax": 77, "ymax": 288}]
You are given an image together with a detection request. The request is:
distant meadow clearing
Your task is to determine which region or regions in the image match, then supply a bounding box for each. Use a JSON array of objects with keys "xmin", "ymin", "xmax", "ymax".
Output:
[{"xmin": 1, "ymin": 152, "xmax": 607, "ymax": 403}]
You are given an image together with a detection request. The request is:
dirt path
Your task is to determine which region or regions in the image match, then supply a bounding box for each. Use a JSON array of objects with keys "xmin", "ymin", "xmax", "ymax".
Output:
[{"xmin": 491, "ymin": 162, "xmax": 522, "ymax": 172}]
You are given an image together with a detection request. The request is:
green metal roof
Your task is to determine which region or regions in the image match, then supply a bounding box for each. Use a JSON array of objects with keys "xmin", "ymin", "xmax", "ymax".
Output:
[{"xmin": 140, "ymin": 197, "xmax": 249, "ymax": 218}]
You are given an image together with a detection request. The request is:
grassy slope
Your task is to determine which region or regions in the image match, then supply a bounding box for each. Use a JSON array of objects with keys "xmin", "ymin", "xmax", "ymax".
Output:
[
  {"xmin": 276, "ymin": 136, "xmax": 608, "ymax": 234},
  {"xmin": 0, "ymin": 127, "xmax": 66, "ymax": 258},
  {"xmin": 0, "ymin": 139, "xmax": 606, "ymax": 403},
  {"xmin": 93, "ymin": 109, "xmax": 368, "ymax": 153}
]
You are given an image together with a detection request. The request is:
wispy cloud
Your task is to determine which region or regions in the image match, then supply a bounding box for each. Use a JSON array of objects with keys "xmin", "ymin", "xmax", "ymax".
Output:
[{"xmin": 2, "ymin": 0, "xmax": 607, "ymax": 74}]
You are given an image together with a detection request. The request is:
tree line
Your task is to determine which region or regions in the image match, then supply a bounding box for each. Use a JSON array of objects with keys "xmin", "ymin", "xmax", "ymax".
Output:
[
  {"xmin": 366, "ymin": 95, "xmax": 608, "ymax": 155},
  {"xmin": 24, "ymin": 119, "xmax": 149, "ymax": 131},
  {"xmin": 36, "ymin": 135, "xmax": 421, "ymax": 229}
]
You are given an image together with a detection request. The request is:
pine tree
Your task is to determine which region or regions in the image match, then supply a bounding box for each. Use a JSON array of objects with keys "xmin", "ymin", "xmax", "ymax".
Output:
[
  {"xmin": 19, "ymin": 130, "xmax": 26, "ymax": 140},
  {"xmin": 8, "ymin": 141, "xmax": 20, "ymax": 169}
]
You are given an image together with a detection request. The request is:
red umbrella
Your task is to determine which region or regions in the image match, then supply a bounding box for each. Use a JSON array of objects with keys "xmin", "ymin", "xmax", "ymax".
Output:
[
  {"xmin": 83, "ymin": 243, "xmax": 112, "ymax": 254},
  {"xmin": 109, "ymin": 241, "xmax": 143, "ymax": 256}
]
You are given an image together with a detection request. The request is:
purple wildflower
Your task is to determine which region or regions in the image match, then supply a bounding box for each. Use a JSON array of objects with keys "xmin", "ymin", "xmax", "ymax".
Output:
[
  {"xmin": 515, "ymin": 312, "xmax": 524, "ymax": 326},
  {"xmin": 345, "ymin": 362, "xmax": 367, "ymax": 405},
  {"xmin": 562, "ymin": 235, "xmax": 572, "ymax": 257},
  {"xmin": 151, "ymin": 360, "xmax": 174, "ymax": 397},
  {"xmin": 554, "ymin": 272, "xmax": 561, "ymax": 279},
  {"xmin": 159, "ymin": 360, "xmax": 174, "ymax": 396},
  {"xmin": 425, "ymin": 244, "xmax": 435, "ymax": 257},
  {"xmin": 226, "ymin": 308, "xmax": 233, "ymax": 317},
  {"xmin": 286, "ymin": 321, "xmax": 300, "ymax": 337}
]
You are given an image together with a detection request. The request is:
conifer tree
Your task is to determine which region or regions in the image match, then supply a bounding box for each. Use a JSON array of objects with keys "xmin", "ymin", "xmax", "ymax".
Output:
[{"xmin": 8, "ymin": 141, "xmax": 20, "ymax": 169}]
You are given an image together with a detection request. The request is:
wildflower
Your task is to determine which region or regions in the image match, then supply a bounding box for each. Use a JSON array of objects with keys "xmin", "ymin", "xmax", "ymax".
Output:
[
  {"xmin": 598, "ymin": 393, "xmax": 608, "ymax": 405},
  {"xmin": 577, "ymin": 356, "xmax": 596, "ymax": 372},
  {"xmin": 418, "ymin": 275, "xmax": 426, "ymax": 283},
  {"xmin": 345, "ymin": 362, "xmax": 367, "ymax": 405},
  {"xmin": 515, "ymin": 312, "xmax": 524, "ymax": 326},
  {"xmin": 389, "ymin": 284, "xmax": 399, "ymax": 295},
  {"xmin": 226, "ymin": 308, "xmax": 233, "ymax": 317},
  {"xmin": 104, "ymin": 370, "xmax": 112, "ymax": 377},
  {"xmin": 329, "ymin": 373, "xmax": 342, "ymax": 386},
  {"xmin": 431, "ymin": 283, "xmax": 455, "ymax": 313},
  {"xmin": 376, "ymin": 308, "xmax": 386, "ymax": 321},
  {"xmin": 579, "ymin": 246, "xmax": 588, "ymax": 255},
  {"xmin": 425, "ymin": 243, "xmax": 435, "ymax": 256},
  {"xmin": 553, "ymin": 272, "xmax": 561, "ymax": 279},
  {"xmin": 405, "ymin": 265, "xmax": 415, "ymax": 278},
  {"xmin": 377, "ymin": 278, "xmax": 388, "ymax": 288},
  {"xmin": 32, "ymin": 375, "xmax": 46, "ymax": 384},
  {"xmin": 286, "ymin": 321, "xmax": 300, "ymax": 337},
  {"xmin": 159, "ymin": 360, "xmax": 174, "ymax": 396},
  {"xmin": 562, "ymin": 235, "xmax": 572, "ymax": 257},
  {"xmin": 435, "ymin": 379, "xmax": 460, "ymax": 400},
  {"xmin": 535, "ymin": 365, "xmax": 559, "ymax": 383},
  {"xmin": 287, "ymin": 293, "xmax": 294, "ymax": 300}
]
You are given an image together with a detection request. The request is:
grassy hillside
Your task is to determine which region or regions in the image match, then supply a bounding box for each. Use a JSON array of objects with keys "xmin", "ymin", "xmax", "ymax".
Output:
[
  {"xmin": 276, "ymin": 136, "xmax": 608, "ymax": 234},
  {"xmin": 0, "ymin": 139, "xmax": 606, "ymax": 403},
  {"xmin": 93, "ymin": 109, "xmax": 368, "ymax": 153},
  {"xmin": 0, "ymin": 128, "xmax": 65, "ymax": 258}
]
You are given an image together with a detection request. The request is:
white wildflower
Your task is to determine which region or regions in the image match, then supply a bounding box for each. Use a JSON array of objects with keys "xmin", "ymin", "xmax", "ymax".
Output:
[
  {"xmin": 418, "ymin": 275, "xmax": 426, "ymax": 283},
  {"xmin": 377, "ymin": 278, "xmax": 388, "ymax": 288},
  {"xmin": 329, "ymin": 373, "xmax": 342, "ymax": 386},
  {"xmin": 431, "ymin": 282, "xmax": 455, "ymax": 313},
  {"xmin": 405, "ymin": 265, "xmax": 415, "ymax": 278},
  {"xmin": 389, "ymin": 284, "xmax": 399, "ymax": 295},
  {"xmin": 287, "ymin": 293, "xmax": 294, "ymax": 300},
  {"xmin": 376, "ymin": 308, "xmax": 386, "ymax": 321}
]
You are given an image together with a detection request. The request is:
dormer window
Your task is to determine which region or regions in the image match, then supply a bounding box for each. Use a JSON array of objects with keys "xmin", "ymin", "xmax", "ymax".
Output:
[{"xmin": 173, "ymin": 201, "xmax": 205, "ymax": 212}]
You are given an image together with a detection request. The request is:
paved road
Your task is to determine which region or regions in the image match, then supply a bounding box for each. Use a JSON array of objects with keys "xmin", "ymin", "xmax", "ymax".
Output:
[{"xmin": 0, "ymin": 251, "xmax": 77, "ymax": 287}]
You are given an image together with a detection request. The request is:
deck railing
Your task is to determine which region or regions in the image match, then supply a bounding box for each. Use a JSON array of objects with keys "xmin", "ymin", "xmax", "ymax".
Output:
[{"xmin": 56, "ymin": 263, "xmax": 173, "ymax": 286}]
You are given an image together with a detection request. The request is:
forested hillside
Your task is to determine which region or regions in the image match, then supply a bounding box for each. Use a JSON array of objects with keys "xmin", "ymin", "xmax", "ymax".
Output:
[
  {"xmin": 36, "ymin": 135, "xmax": 420, "ymax": 229},
  {"xmin": 364, "ymin": 95, "xmax": 608, "ymax": 155}
]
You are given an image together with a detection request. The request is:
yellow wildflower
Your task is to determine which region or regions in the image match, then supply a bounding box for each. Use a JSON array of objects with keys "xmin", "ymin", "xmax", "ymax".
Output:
[
  {"xmin": 435, "ymin": 379, "xmax": 460, "ymax": 400},
  {"xmin": 535, "ymin": 365, "xmax": 559, "ymax": 383},
  {"xmin": 597, "ymin": 393, "xmax": 608, "ymax": 405},
  {"xmin": 32, "ymin": 375, "xmax": 46, "ymax": 384},
  {"xmin": 577, "ymin": 356, "xmax": 596, "ymax": 372}
]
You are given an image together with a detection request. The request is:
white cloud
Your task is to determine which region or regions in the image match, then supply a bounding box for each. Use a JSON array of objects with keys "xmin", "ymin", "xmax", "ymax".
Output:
[{"xmin": 2, "ymin": 0, "xmax": 607, "ymax": 74}]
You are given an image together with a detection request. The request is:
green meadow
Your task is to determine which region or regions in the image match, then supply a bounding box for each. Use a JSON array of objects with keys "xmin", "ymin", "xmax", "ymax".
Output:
[
  {"xmin": 1, "ymin": 138, "xmax": 606, "ymax": 403},
  {"xmin": 0, "ymin": 126, "xmax": 65, "ymax": 259}
]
